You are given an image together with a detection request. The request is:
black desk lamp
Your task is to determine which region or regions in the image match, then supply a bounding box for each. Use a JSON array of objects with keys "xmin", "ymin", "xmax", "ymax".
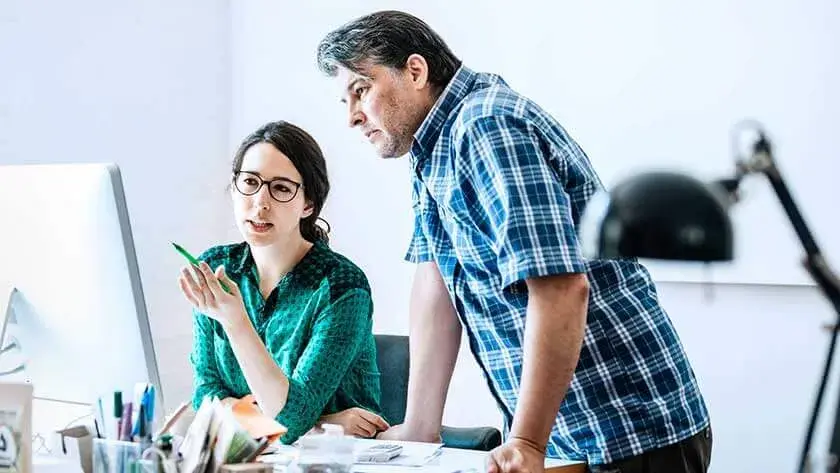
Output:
[{"xmin": 579, "ymin": 121, "xmax": 840, "ymax": 473}]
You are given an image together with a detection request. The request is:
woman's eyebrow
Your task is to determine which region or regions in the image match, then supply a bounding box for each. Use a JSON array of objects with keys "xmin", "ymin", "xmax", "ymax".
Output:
[{"xmin": 241, "ymin": 170, "xmax": 296, "ymax": 181}]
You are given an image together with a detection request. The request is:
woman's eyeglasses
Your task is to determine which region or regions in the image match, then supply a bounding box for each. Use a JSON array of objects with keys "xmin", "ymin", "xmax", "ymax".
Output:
[{"xmin": 232, "ymin": 171, "xmax": 302, "ymax": 203}]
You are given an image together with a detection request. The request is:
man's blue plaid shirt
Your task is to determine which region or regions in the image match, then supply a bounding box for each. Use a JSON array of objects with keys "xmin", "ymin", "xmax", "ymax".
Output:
[{"xmin": 406, "ymin": 65, "xmax": 710, "ymax": 464}]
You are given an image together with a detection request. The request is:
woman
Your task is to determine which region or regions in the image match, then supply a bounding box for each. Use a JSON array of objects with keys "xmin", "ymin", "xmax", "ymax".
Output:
[{"xmin": 180, "ymin": 120, "xmax": 388, "ymax": 443}]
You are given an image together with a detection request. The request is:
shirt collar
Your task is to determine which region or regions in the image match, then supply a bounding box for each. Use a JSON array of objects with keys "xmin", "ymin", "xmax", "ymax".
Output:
[
  {"xmin": 231, "ymin": 240, "xmax": 326, "ymax": 284},
  {"xmin": 411, "ymin": 64, "xmax": 477, "ymax": 161},
  {"xmin": 229, "ymin": 241, "xmax": 252, "ymax": 275}
]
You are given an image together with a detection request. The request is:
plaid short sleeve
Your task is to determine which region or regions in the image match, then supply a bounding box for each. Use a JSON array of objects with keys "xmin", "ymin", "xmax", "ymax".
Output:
[
  {"xmin": 404, "ymin": 175, "xmax": 434, "ymax": 263},
  {"xmin": 456, "ymin": 115, "xmax": 587, "ymax": 288}
]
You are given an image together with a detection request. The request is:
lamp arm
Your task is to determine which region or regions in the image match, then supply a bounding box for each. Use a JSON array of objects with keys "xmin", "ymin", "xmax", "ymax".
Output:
[
  {"xmin": 747, "ymin": 136, "xmax": 839, "ymax": 290},
  {"xmin": 735, "ymin": 131, "xmax": 840, "ymax": 472}
]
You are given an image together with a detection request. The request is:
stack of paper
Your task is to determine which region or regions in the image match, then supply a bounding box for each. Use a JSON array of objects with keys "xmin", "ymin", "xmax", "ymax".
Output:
[{"xmin": 178, "ymin": 397, "xmax": 286, "ymax": 473}]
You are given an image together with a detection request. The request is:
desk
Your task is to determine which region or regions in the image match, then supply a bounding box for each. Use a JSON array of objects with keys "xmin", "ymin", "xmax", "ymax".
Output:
[
  {"xmin": 263, "ymin": 443, "xmax": 586, "ymax": 473},
  {"xmin": 354, "ymin": 446, "xmax": 586, "ymax": 472},
  {"xmin": 33, "ymin": 445, "xmax": 587, "ymax": 473}
]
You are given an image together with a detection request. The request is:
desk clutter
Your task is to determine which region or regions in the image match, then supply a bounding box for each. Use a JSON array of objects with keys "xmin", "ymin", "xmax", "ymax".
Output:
[
  {"xmin": 55, "ymin": 384, "xmax": 285, "ymax": 473},
  {"xmin": 36, "ymin": 383, "xmax": 286, "ymax": 473},
  {"xmin": 45, "ymin": 383, "xmax": 449, "ymax": 473},
  {"xmin": 93, "ymin": 384, "xmax": 158, "ymax": 447},
  {"xmin": 72, "ymin": 386, "xmax": 447, "ymax": 473},
  {"xmin": 8, "ymin": 380, "xmax": 582, "ymax": 473},
  {"xmin": 174, "ymin": 396, "xmax": 285, "ymax": 473}
]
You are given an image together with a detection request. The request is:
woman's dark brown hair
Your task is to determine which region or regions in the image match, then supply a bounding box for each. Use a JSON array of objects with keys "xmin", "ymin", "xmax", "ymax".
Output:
[{"xmin": 231, "ymin": 121, "xmax": 331, "ymax": 243}]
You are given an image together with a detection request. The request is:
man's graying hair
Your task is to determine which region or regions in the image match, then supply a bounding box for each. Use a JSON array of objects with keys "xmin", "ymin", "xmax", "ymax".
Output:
[{"xmin": 316, "ymin": 10, "xmax": 461, "ymax": 90}]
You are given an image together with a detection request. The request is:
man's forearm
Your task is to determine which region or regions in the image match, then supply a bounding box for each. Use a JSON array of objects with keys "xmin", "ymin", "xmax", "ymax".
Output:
[
  {"xmin": 403, "ymin": 262, "xmax": 462, "ymax": 438},
  {"xmin": 510, "ymin": 274, "xmax": 589, "ymax": 447}
]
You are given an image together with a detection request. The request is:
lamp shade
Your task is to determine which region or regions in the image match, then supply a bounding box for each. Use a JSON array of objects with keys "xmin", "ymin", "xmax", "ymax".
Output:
[{"xmin": 579, "ymin": 172, "xmax": 734, "ymax": 262}]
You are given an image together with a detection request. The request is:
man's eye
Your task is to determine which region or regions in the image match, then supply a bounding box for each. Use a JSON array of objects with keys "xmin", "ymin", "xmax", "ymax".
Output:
[{"xmin": 356, "ymin": 87, "xmax": 367, "ymax": 96}]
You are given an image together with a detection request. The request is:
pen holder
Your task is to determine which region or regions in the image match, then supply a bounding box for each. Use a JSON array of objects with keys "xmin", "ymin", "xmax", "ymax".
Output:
[
  {"xmin": 92, "ymin": 438, "xmax": 143, "ymax": 473},
  {"xmin": 134, "ymin": 447, "xmax": 179, "ymax": 473}
]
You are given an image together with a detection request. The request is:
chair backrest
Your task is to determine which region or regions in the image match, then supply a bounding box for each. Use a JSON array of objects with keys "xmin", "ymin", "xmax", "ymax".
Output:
[{"xmin": 373, "ymin": 334, "xmax": 410, "ymax": 426}]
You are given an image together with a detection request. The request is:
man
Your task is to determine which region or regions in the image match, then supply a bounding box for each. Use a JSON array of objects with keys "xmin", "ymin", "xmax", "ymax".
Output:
[{"xmin": 316, "ymin": 10, "xmax": 712, "ymax": 473}]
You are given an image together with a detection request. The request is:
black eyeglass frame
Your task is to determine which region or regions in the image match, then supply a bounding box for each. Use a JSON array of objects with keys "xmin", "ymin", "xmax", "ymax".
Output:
[{"xmin": 232, "ymin": 170, "xmax": 303, "ymax": 203}]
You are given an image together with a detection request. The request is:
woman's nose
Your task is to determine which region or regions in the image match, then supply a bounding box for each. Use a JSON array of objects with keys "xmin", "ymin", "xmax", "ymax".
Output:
[{"xmin": 254, "ymin": 184, "xmax": 272, "ymax": 207}]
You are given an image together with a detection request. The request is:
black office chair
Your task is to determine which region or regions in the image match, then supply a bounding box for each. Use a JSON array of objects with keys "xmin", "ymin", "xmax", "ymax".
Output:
[{"xmin": 374, "ymin": 334, "xmax": 502, "ymax": 451}]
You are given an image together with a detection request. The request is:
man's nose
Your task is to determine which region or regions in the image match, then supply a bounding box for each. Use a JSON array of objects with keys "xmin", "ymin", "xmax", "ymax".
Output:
[{"xmin": 348, "ymin": 107, "xmax": 365, "ymax": 128}]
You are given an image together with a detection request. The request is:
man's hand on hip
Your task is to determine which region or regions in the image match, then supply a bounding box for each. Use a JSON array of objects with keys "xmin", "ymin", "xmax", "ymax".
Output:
[{"xmin": 486, "ymin": 438, "xmax": 546, "ymax": 473}]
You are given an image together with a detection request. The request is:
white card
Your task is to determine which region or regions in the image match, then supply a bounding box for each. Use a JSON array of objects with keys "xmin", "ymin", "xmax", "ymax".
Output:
[{"xmin": 0, "ymin": 381, "xmax": 33, "ymax": 473}]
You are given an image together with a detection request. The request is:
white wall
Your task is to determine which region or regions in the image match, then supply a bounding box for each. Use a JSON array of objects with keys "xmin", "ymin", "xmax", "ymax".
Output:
[
  {"xmin": 229, "ymin": 0, "xmax": 840, "ymax": 288},
  {"xmin": 4, "ymin": 1, "xmax": 839, "ymax": 472},
  {"xmin": 230, "ymin": 1, "xmax": 840, "ymax": 472},
  {"xmin": 658, "ymin": 282, "xmax": 840, "ymax": 472},
  {"xmin": 0, "ymin": 0, "xmax": 232, "ymax": 410}
]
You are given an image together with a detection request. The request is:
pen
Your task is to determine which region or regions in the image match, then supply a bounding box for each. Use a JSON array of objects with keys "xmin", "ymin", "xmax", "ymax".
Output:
[
  {"xmin": 120, "ymin": 402, "xmax": 133, "ymax": 441},
  {"xmin": 133, "ymin": 390, "xmax": 147, "ymax": 438},
  {"xmin": 113, "ymin": 391, "xmax": 123, "ymax": 441},
  {"xmin": 131, "ymin": 383, "xmax": 147, "ymax": 435},
  {"xmin": 145, "ymin": 385, "xmax": 155, "ymax": 437},
  {"xmin": 135, "ymin": 404, "xmax": 145, "ymax": 439},
  {"xmin": 95, "ymin": 397, "xmax": 105, "ymax": 439},
  {"xmin": 136, "ymin": 404, "xmax": 152, "ymax": 452},
  {"xmin": 172, "ymin": 242, "xmax": 233, "ymax": 294}
]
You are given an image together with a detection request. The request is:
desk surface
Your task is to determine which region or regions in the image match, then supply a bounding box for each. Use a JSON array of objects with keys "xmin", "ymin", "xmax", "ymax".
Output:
[
  {"xmin": 354, "ymin": 446, "xmax": 585, "ymax": 472},
  {"xmin": 35, "ymin": 445, "xmax": 586, "ymax": 473},
  {"xmin": 260, "ymin": 443, "xmax": 586, "ymax": 473}
]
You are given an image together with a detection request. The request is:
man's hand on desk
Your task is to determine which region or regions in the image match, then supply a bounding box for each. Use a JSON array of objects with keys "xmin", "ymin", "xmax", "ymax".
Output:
[
  {"xmin": 375, "ymin": 423, "xmax": 442, "ymax": 443},
  {"xmin": 486, "ymin": 438, "xmax": 545, "ymax": 473}
]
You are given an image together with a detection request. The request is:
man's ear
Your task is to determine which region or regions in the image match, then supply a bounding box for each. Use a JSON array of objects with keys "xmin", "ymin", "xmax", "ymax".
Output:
[{"xmin": 404, "ymin": 53, "xmax": 430, "ymax": 90}]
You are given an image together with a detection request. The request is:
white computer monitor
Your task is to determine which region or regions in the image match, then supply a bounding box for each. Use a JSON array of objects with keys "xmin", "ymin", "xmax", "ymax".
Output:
[{"xmin": 0, "ymin": 163, "xmax": 162, "ymax": 414}]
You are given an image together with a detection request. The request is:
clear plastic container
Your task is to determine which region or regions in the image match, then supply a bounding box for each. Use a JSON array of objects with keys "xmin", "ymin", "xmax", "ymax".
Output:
[
  {"xmin": 295, "ymin": 424, "xmax": 354, "ymax": 473},
  {"xmin": 92, "ymin": 438, "xmax": 143, "ymax": 473}
]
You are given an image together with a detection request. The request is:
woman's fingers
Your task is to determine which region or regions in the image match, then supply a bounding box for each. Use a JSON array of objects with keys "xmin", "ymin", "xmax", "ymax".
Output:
[
  {"xmin": 357, "ymin": 409, "xmax": 390, "ymax": 431},
  {"xmin": 199, "ymin": 261, "xmax": 224, "ymax": 299},
  {"xmin": 191, "ymin": 264, "xmax": 218, "ymax": 307},
  {"xmin": 178, "ymin": 274, "xmax": 201, "ymax": 308},
  {"xmin": 181, "ymin": 267, "xmax": 206, "ymax": 306},
  {"xmin": 216, "ymin": 265, "xmax": 240, "ymax": 296},
  {"xmin": 354, "ymin": 415, "xmax": 379, "ymax": 438},
  {"xmin": 351, "ymin": 423, "xmax": 375, "ymax": 438}
]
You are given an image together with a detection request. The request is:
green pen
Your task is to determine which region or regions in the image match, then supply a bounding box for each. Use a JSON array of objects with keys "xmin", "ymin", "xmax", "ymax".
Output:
[{"xmin": 172, "ymin": 242, "xmax": 233, "ymax": 294}]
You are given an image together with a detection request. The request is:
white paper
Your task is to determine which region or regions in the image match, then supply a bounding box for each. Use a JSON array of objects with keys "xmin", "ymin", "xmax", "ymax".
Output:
[
  {"xmin": 256, "ymin": 444, "xmax": 297, "ymax": 466},
  {"xmin": 353, "ymin": 467, "xmax": 456, "ymax": 473},
  {"xmin": 352, "ymin": 439, "xmax": 443, "ymax": 467}
]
